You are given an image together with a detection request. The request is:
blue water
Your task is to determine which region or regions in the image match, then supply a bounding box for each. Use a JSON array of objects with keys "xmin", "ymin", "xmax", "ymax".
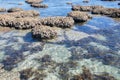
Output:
[{"xmin": 0, "ymin": 0, "xmax": 120, "ymax": 79}]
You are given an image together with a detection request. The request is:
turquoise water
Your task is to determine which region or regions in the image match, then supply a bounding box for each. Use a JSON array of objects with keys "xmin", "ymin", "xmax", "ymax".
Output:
[{"xmin": 0, "ymin": 0, "xmax": 120, "ymax": 79}]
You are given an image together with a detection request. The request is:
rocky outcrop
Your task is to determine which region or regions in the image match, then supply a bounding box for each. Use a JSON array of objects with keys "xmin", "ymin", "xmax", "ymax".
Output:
[
  {"xmin": 25, "ymin": 0, "xmax": 43, "ymax": 4},
  {"xmin": 40, "ymin": 17, "xmax": 74, "ymax": 28},
  {"xmin": 7, "ymin": 8, "xmax": 24, "ymax": 13},
  {"xmin": 32, "ymin": 25, "xmax": 57, "ymax": 40},
  {"xmin": 92, "ymin": 8, "xmax": 120, "ymax": 18},
  {"xmin": 68, "ymin": 11, "xmax": 92, "ymax": 22},
  {"xmin": 0, "ymin": 64, "xmax": 20, "ymax": 80},
  {"xmin": 31, "ymin": 3, "xmax": 48, "ymax": 8},
  {"xmin": 72, "ymin": 5, "xmax": 120, "ymax": 18},
  {"xmin": 72, "ymin": 5, "xmax": 103, "ymax": 12},
  {"xmin": 0, "ymin": 15, "xmax": 74, "ymax": 29},
  {"xmin": 0, "ymin": 15, "xmax": 41, "ymax": 29},
  {"xmin": 2, "ymin": 10, "xmax": 39, "ymax": 18},
  {"xmin": 0, "ymin": 8, "xmax": 6, "ymax": 12}
]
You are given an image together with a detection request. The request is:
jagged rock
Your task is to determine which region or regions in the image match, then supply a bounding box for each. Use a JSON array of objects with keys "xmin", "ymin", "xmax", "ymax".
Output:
[
  {"xmin": 0, "ymin": 8, "xmax": 6, "ymax": 12},
  {"xmin": 32, "ymin": 25, "xmax": 57, "ymax": 40},
  {"xmin": 25, "ymin": 0, "xmax": 43, "ymax": 4},
  {"xmin": 0, "ymin": 15, "xmax": 41, "ymax": 29},
  {"xmin": 0, "ymin": 64, "xmax": 20, "ymax": 80},
  {"xmin": 31, "ymin": 3, "xmax": 48, "ymax": 8},
  {"xmin": 40, "ymin": 17, "xmax": 74, "ymax": 28},
  {"xmin": 7, "ymin": 8, "xmax": 24, "ymax": 13},
  {"xmin": 68, "ymin": 11, "xmax": 92, "ymax": 22},
  {"xmin": 2, "ymin": 10, "xmax": 39, "ymax": 18}
]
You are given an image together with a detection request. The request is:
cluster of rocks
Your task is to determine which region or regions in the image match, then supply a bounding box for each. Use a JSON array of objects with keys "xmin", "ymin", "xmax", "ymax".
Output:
[
  {"xmin": 0, "ymin": 8, "xmax": 6, "ymax": 12},
  {"xmin": 68, "ymin": 11, "xmax": 92, "ymax": 22},
  {"xmin": 72, "ymin": 5, "xmax": 120, "ymax": 18},
  {"xmin": 25, "ymin": 0, "xmax": 48, "ymax": 8},
  {"xmin": 0, "ymin": 64, "xmax": 20, "ymax": 80},
  {"xmin": 7, "ymin": 8, "xmax": 24, "ymax": 13},
  {"xmin": 32, "ymin": 25, "xmax": 57, "ymax": 40}
]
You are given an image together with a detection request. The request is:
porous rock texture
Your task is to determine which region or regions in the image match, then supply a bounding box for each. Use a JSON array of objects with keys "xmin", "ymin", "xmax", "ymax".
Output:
[
  {"xmin": 0, "ymin": 15, "xmax": 41, "ymax": 29},
  {"xmin": 3, "ymin": 10, "xmax": 40, "ymax": 18},
  {"xmin": 32, "ymin": 25, "xmax": 57, "ymax": 40},
  {"xmin": 40, "ymin": 16, "xmax": 74, "ymax": 28},
  {"xmin": 72, "ymin": 5, "xmax": 120, "ymax": 18},
  {"xmin": 68, "ymin": 11, "xmax": 92, "ymax": 22}
]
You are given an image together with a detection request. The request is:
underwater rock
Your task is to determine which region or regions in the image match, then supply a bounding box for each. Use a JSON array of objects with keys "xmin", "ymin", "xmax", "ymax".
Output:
[
  {"xmin": 70, "ymin": 66, "xmax": 116, "ymax": 80},
  {"xmin": 40, "ymin": 16, "xmax": 74, "ymax": 28},
  {"xmin": 32, "ymin": 25, "xmax": 57, "ymax": 40},
  {"xmin": 0, "ymin": 64, "xmax": 20, "ymax": 80},
  {"xmin": 7, "ymin": 8, "xmax": 24, "ymax": 13},
  {"xmin": 0, "ymin": 16, "xmax": 41, "ymax": 29},
  {"xmin": 0, "ymin": 8, "xmax": 6, "ymax": 12},
  {"xmin": 2, "ymin": 10, "xmax": 39, "ymax": 18},
  {"xmin": 20, "ymin": 68, "xmax": 46, "ymax": 80},
  {"xmin": 31, "ymin": 3, "xmax": 48, "ymax": 8},
  {"xmin": 68, "ymin": 11, "xmax": 92, "ymax": 22},
  {"xmin": 25, "ymin": 0, "xmax": 43, "ymax": 4}
]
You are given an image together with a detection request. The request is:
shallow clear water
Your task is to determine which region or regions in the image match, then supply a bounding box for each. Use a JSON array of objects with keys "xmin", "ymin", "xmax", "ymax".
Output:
[{"xmin": 0, "ymin": 0, "xmax": 120, "ymax": 80}]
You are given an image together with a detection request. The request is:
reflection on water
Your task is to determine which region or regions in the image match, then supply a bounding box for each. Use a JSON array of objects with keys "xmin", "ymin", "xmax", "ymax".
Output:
[{"xmin": 0, "ymin": 0, "xmax": 120, "ymax": 79}]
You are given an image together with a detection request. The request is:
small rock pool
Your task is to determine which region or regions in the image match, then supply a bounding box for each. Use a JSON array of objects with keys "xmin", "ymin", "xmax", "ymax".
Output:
[{"xmin": 0, "ymin": 0, "xmax": 120, "ymax": 80}]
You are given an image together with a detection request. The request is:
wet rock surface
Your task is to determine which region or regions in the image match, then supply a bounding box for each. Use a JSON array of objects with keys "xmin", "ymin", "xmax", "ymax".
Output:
[
  {"xmin": 32, "ymin": 25, "xmax": 57, "ymax": 40},
  {"xmin": 0, "ymin": 64, "xmax": 20, "ymax": 80},
  {"xmin": 7, "ymin": 8, "xmax": 24, "ymax": 13},
  {"xmin": 0, "ymin": 8, "xmax": 6, "ymax": 12},
  {"xmin": 68, "ymin": 11, "xmax": 92, "ymax": 22},
  {"xmin": 31, "ymin": 3, "xmax": 48, "ymax": 8}
]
